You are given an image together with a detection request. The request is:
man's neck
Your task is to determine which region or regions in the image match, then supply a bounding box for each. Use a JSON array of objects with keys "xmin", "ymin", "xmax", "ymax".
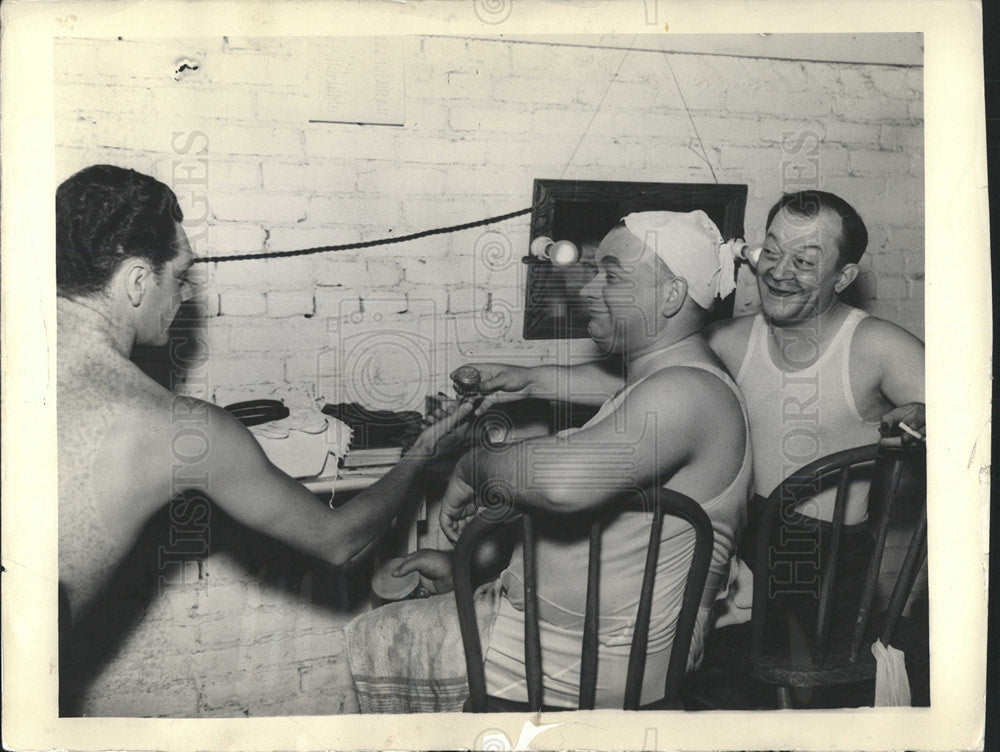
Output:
[
  {"xmin": 765, "ymin": 298, "xmax": 853, "ymax": 369},
  {"xmin": 626, "ymin": 323, "xmax": 705, "ymax": 381},
  {"xmin": 770, "ymin": 298, "xmax": 849, "ymax": 335},
  {"xmin": 60, "ymin": 295, "xmax": 135, "ymax": 357}
]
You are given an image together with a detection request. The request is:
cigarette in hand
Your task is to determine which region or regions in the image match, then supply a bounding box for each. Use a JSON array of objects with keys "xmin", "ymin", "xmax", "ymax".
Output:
[{"xmin": 898, "ymin": 421, "xmax": 924, "ymax": 441}]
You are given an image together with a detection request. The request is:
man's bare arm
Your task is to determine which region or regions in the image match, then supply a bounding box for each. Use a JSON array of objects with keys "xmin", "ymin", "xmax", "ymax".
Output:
[
  {"xmin": 462, "ymin": 360, "xmax": 624, "ymax": 409},
  {"xmin": 440, "ymin": 369, "xmax": 731, "ymax": 541},
  {"xmin": 857, "ymin": 318, "xmax": 926, "ymax": 438},
  {"xmin": 188, "ymin": 401, "xmax": 469, "ymax": 568}
]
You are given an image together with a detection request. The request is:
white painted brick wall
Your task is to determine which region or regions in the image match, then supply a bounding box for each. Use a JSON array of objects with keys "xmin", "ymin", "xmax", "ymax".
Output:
[{"xmin": 55, "ymin": 35, "xmax": 924, "ymax": 717}]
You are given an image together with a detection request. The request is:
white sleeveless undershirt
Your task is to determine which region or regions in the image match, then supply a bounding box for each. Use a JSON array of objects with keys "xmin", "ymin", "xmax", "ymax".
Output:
[
  {"xmin": 483, "ymin": 357, "xmax": 753, "ymax": 707},
  {"xmin": 735, "ymin": 307, "xmax": 880, "ymax": 523}
]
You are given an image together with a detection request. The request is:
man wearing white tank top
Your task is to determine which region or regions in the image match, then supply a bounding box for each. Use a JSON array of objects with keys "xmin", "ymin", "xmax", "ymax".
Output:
[
  {"xmin": 359, "ymin": 211, "xmax": 752, "ymax": 710},
  {"xmin": 472, "ymin": 190, "xmax": 924, "ymax": 645},
  {"xmin": 704, "ymin": 191, "xmax": 924, "ymax": 640}
]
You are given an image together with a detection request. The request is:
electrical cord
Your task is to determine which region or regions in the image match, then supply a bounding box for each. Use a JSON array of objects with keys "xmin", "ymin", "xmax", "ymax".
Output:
[{"xmin": 194, "ymin": 206, "xmax": 532, "ymax": 263}]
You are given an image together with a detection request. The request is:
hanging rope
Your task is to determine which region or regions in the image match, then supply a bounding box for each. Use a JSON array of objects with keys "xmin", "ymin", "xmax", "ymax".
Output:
[{"xmin": 194, "ymin": 206, "xmax": 533, "ymax": 263}]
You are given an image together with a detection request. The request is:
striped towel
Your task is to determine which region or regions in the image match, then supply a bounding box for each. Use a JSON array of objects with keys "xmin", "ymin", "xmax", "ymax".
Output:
[{"xmin": 345, "ymin": 582, "xmax": 500, "ymax": 713}]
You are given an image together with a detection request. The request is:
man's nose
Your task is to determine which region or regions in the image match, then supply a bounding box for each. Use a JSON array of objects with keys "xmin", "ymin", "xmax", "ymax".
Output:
[
  {"xmin": 770, "ymin": 253, "xmax": 794, "ymax": 279},
  {"xmin": 179, "ymin": 282, "xmax": 194, "ymax": 303},
  {"xmin": 579, "ymin": 273, "xmax": 601, "ymax": 300}
]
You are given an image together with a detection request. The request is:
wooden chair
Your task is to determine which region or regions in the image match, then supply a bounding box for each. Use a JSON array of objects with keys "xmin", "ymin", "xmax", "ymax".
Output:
[
  {"xmin": 451, "ymin": 486, "xmax": 715, "ymax": 711},
  {"xmin": 691, "ymin": 443, "xmax": 927, "ymax": 709}
]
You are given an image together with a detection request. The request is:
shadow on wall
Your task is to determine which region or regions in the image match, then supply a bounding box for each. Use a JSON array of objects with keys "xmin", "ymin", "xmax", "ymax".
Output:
[{"xmin": 59, "ymin": 497, "xmax": 371, "ymax": 717}]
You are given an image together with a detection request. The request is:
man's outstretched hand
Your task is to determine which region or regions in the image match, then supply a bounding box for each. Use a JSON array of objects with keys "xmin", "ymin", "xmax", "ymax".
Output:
[
  {"xmin": 449, "ymin": 363, "xmax": 535, "ymax": 414},
  {"xmin": 407, "ymin": 399, "xmax": 475, "ymax": 462}
]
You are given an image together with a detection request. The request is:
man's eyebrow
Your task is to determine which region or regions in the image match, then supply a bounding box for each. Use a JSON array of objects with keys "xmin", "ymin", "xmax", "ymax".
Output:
[
  {"xmin": 600, "ymin": 255, "xmax": 623, "ymax": 268},
  {"xmin": 763, "ymin": 234, "xmax": 823, "ymax": 254}
]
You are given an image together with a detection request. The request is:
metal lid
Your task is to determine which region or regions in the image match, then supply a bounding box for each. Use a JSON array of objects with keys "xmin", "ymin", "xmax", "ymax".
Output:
[{"xmin": 452, "ymin": 365, "xmax": 482, "ymax": 393}]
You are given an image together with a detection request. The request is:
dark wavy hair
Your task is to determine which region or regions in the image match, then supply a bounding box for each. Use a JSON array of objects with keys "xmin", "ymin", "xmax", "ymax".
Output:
[
  {"xmin": 56, "ymin": 165, "xmax": 184, "ymax": 297},
  {"xmin": 765, "ymin": 190, "xmax": 868, "ymax": 266}
]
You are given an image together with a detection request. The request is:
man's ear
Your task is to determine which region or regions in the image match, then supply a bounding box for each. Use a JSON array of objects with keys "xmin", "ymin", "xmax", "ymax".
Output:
[
  {"xmin": 660, "ymin": 277, "xmax": 688, "ymax": 318},
  {"xmin": 122, "ymin": 259, "xmax": 152, "ymax": 307},
  {"xmin": 833, "ymin": 263, "xmax": 860, "ymax": 293}
]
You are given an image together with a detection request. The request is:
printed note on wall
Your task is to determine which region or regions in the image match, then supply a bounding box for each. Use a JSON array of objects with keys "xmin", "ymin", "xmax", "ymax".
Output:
[{"xmin": 309, "ymin": 37, "xmax": 405, "ymax": 126}]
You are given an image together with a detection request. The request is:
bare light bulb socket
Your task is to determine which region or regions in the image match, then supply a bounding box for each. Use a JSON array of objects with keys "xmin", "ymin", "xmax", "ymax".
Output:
[{"xmin": 529, "ymin": 236, "xmax": 580, "ymax": 266}]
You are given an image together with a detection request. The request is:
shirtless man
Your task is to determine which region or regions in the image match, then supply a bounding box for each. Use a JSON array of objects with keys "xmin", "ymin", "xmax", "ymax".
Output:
[
  {"xmin": 56, "ymin": 165, "xmax": 470, "ymax": 629},
  {"xmin": 364, "ymin": 210, "xmax": 752, "ymax": 709},
  {"xmin": 471, "ymin": 190, "xmax": 925, "ymax": 636}
]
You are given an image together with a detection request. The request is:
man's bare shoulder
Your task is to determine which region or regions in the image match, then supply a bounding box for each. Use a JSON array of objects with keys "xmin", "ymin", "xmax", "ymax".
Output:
[
  {"xmin": 116, "ymin": 393, "xmax": 260, "ymax": 472},
  {"xmin": 625, "ymin": 365, "xmax": 743, "ymax": 426},
  {"xmin": 704, "ymin": 313, "xmax": 757, "ymax": 373},
  {"xmin": 853, "ymin": 314, "xmax": 925, "ymax": 362}
]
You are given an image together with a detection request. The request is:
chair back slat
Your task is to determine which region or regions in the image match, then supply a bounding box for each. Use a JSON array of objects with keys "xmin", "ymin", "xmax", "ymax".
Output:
[
  {"xmin": 814, "ymin": 465, "xmax": 852, "ymax": 665},
  {"xmin": 749, "ymin": 497, "xmax": 780, "ymax": 656},
  {"xmin": 879, "ymin": 505, "xmax": 927, "ymax": 647},
  {"xmin": 850, "ymin": 452, "xmax": 906, "ymax": 661},
  {"xmin": 622, "ymin": 496, "xmax": 664, "ymax": 710},
  {"xmin": 578, "ymin": 519, "xmax": 603, "ymax": 709},
  {"xmin": 453, "ymin": 514, "xmax": 512, "ymax": 712},
  {"xmin": 521, "ymin": 514, "xmax": 544, "ymax": 711},
  {"xmin": 657, "ymin": 491, "xmax": 715, "ymax": 705}
]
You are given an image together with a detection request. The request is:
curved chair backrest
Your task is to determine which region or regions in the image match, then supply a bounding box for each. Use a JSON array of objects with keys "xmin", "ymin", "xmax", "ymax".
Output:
[
  {"xmin": 452, "ymin": 486, "xmax": 715, "ymax": 712},
  {"xmin": 749, "ymin": 443, "xmax": 927, "ymax": 665}
]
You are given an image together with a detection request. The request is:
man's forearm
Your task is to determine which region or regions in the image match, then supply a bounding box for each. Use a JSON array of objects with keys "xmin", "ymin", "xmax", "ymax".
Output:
[{"xmin": 327, "ymin": 455, "xmax": 427, "ymax": 566}]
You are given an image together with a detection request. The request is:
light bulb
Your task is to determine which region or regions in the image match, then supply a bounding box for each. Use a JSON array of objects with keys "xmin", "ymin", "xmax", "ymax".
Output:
[
  {"xmin": 548, "ymin": 240, "xmax": 580, "ymax": 266},
  {"xmin": 731, "ymin": 242, "xmax": 761, "ymax": 269}
]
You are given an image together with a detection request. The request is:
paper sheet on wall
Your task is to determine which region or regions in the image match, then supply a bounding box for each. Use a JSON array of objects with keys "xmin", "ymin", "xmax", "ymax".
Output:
[{"xmin": 309, "ymin": 37, "xmax": 405, "ymax": 125}]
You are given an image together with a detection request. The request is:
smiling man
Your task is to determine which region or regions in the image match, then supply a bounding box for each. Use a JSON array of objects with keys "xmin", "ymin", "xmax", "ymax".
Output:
[
  {"xmin": 703, "ymin": 190, "xmax": 925, "ymax": 638},
  {"xmin": 707, "ymin": 191, "xmax": 924, "ymax": 524},
  {"xmin": 469, "ymin": 190, "xmax": 925, "ymax": 642},
  {"xmin": 371, "ymin": 211, "xmax": 754, "ymax": 710}
]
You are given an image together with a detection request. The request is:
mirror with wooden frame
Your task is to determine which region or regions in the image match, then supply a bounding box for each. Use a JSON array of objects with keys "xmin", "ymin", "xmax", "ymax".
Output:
[{"xmin": 523, "ymin": 179, "xmax": 748, "ymax": 340}]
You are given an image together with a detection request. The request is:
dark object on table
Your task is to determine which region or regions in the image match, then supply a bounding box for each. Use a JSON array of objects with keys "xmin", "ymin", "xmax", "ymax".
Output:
[
  {"xmin": 322, "ymin": 403, "xmax": 423, "ymax": 450},
  {"xmin": 452, "ymin": 486, "xmax": 714, "ymax": 712},
  {"xmin": 224, "ymin": 399, "xmax": 290, "ymax": 427},
  {"xmin": 685, "ymin": 443, "xmax": 928, "ymax": 710}
]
